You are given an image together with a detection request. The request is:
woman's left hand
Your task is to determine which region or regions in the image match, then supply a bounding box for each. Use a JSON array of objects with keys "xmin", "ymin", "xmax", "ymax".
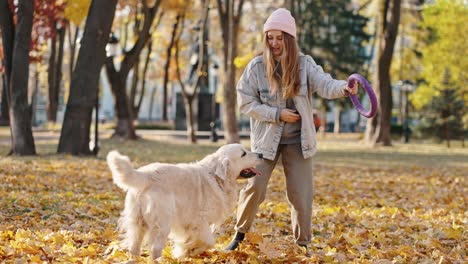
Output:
[{"xmin": 344, "ymin": 82, "xmax": 358, "ymax": 95}]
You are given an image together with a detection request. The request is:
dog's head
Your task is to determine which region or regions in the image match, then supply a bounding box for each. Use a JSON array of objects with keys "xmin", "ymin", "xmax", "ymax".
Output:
[{"xmin": 214, "ymin": 143, "xmax": 262, "ymax": 181}]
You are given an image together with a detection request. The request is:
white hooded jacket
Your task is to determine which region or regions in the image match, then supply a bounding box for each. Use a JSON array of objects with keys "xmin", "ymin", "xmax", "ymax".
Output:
[{"xmin": 237, "ymin": 54, "xmax": 348, "ymax": 160}]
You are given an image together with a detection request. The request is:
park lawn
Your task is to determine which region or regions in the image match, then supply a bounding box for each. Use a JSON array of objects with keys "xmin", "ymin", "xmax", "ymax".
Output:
[{"xmin": 0, "ymin": 135, "xmax": 466, "ymax": 263}]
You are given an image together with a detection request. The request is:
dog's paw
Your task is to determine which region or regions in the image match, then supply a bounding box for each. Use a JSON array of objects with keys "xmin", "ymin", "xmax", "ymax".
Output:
[{"xmin": 172, "ymin": 246, "xmax": 188, "ymax": 259}]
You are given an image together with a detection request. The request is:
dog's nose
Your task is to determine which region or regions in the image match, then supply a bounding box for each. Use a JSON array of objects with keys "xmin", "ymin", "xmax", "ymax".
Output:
[{"xmin": 257, "ymin": 153, "xmax": 263, "ymax": 159}]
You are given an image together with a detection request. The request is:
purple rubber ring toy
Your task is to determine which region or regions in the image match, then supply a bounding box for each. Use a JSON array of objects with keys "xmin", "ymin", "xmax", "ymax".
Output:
[{"xmin": 347, "ymin": 73, "xmax": 378, "ymax": 118}]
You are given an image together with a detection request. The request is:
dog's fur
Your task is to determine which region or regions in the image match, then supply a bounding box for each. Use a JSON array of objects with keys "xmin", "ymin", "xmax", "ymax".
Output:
[{"xmin": 107, "ymin": 144, "xmax": 261, "ymax": 260}]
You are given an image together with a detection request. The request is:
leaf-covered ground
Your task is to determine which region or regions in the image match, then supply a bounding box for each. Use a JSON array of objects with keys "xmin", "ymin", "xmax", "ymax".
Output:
[{"xmin": 0, "ymin": 133, "xmax": 466, "ymax": 263}]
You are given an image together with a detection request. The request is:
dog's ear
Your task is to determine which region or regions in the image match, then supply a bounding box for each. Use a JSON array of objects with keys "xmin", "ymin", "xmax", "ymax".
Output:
[{"xmin": 215, "ymin": 157, "xmax": 230, "ymax": 180}]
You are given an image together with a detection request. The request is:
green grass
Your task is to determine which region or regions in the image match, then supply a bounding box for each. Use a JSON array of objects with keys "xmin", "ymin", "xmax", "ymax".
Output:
[
  {"xmin": 314, "ymin": 137, "xmax": 467, "ymax": 169},
  {"xmin": 1, "ymin": 129, "xmax": 466, "ymax": 169}
]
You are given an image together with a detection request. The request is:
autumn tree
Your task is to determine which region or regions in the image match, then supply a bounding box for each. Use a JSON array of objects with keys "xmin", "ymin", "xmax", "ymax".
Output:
[
  {"xmin": 32, "ymin": 0, "xmax": 68, "ymax": 123},
  {"xmin": 160, "ymin": 6, "xmax": 180, "ymax": 122},
  {"xmin": 216, "ymin": 0, "xmax": 245, "ymax": 143},
  {"xmin": 0, "ymin": 0, "xmax": 36, "ymax": 155},
  {"xmin": 287, "ymin": 0, "xmax": 371, "ymax": 133},
  {"xmin": 129, "ymin": 39, "xmax": 153, "ymax": 117},
  {"xmin": 411, "ymin": 0, "xmax": 467, "ymax": 146},
  {"xmin": 174, "ymin": 0, "xmax": 209, "ymax": 143},
  {"xmin": 105, "ymin": 0, "xmax": 161, "ymax": 139},
  {"xmin": 58, "ymin": 0, "xmax": 117, "ymax": 155},
  {"xmin": 121, "ymin": 3, "xmax": 163, "ymax": 121},
  {"xmin": 364, "ymin": 0, "xmax": 401, "ymax": 146},
  {"xmin": 63, "ymin": 0, "xmax": 92, "ymax": 79},
  {"xmin": 389, "ymin": 0, "xmax": 425, "ymax": 125},
  {"xmin": 416, "ymin": 72, "xmax": 465, "ymax": 147}
]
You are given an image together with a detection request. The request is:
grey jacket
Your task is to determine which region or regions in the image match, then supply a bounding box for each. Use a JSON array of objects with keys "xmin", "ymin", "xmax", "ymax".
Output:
[{"xmin": 237, "ymin": 54, "xmax": 348, "ymax": 160}]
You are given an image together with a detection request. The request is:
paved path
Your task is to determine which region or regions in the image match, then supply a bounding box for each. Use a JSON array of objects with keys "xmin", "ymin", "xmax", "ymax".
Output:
[{"xmin": 0, "ymin": 129, "xmax": 251, "ymax": 145}]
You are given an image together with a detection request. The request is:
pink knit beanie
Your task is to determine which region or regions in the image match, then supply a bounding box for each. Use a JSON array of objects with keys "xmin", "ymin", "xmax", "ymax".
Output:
[{"xmin": 263, "ymin": 8, "xmax": 296, "ymax": 38}]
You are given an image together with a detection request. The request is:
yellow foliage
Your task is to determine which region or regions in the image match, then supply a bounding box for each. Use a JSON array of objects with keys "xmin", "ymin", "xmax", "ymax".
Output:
[
  {"xmin": 64, "ymin": 0, "xmax": 92, "ymax": 25},
  {"xmin": 441, "ymin": 227, "xmax": 462, "ymax": 240},
  {"xmin": 245, "ymin": 232, "xmax": 263, "ymax": 244},
  {"xmin": 413, "ymin": 0, "xmax": 468, "ymax": 108},
  {"xmin": 410, "ymin": 83, "xmax": 439, "ymax": 110},
  {"xmin": 234, "ymin": 52, "xmax": 255, "ymax": 69},
  {"xmin": 0, "ymin": 138, "xmax": 466, "ymax": 262},
  {"xmin": 322, "ymin": 206, "xmax": 341, "ymax": 216},
  {"xmin": 160, "ymin": 0, "xmax": 190, "ymax": 11},
  {"xmin": 271, "ymin": 202, "xmax": 289, "ymax": 214}
]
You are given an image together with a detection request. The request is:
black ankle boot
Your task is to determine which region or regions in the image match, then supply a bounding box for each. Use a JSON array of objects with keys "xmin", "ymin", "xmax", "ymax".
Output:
[{"xmin": 225, "ymin": 232, "xmax": 245, "ymax": 250}]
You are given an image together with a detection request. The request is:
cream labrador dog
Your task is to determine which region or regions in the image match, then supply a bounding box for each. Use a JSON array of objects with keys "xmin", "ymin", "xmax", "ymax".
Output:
[{"xmin": 107, "ymin": 144, "xmax": 262, "ymax": 260}]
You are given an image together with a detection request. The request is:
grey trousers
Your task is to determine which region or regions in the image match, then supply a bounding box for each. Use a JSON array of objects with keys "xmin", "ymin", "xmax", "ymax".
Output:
[{"xmin": 235, "ymin": 143, "xmax": 314, "ymax": 245}]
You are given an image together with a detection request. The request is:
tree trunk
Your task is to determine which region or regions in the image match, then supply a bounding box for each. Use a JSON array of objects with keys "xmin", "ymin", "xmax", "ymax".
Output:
[
  {"xmin": 47, "ymin": 24, "xmax": 65, "ymax": 123},
  {"xmin": 55, "ymin": 26, "xmax": 65, "ymax": 115},
  {"xmin": 58, "ymin": 0, "xmax": 117, "ymax": 155},
  {"xmin": 0, "ymin": 0, "xmax": 14, "ymax": 84},
  {"xmin": 162, "ymin": 14, "xmax": 180, "ymax": 121},
  {"xmin": 217, "ymin": 0, "xmax": 245, "ymax": 144},
  {"xmin": 184, "ymin": 96, "xmax": 196, "ymax": 143},
  {"xmin": 0, "ymin": 0, "xmax": 14, "ymax": 126},
  {"xmin": 129, "ymin": 59, "xmax": 140, "ymax": 120},
  {"xmin": 31, "ymin": 66, "xmax": 40, "ymax": 126},
  {"xmin": 105, "ymin": 69, "xmax": 137, "ymax": 139},
  {"xmin": 333, "ymin": 105, "xmax": 341, "ymax": 134},
  {"xmin": 148, "ymin": 85, "xmax": 157, "ymax": 121},
  {"xmin": 68, "ymin": 24, "xmax": 79, "ymax": 79},
  {"xmin": 354, "ymin": 107, "xmax": 361, "ymax": 132},
  {"xmin": 174, "ymin": 2, "xmax": 209, "ymax": 144},
  {"xmin": 135, "ymin": 40, "xmax": 152, "ymax": 115},
  {"xmin": 105, "ymin": 0, "xmax": 160, "ymax": 138},
  {"xmin": 7, "ymin": 0, "xmax": 36, "ymax": 155},
  {"xmin": 319, "ymin": 108, "xmax": 327, "ymax": 137},
  {"xmin": 444, "ymin": 121, "xmax": 450, "ymax": 148},
  {"xmin": 365, "ymin": 0, "xmax": 401, "ymax": 146},
  {"xmin": 47, "ymin": 28, "xmax": 58, "ymax": 122},
  {"xmin": 0, "ymin": 74, "xmax": 9, "ymax": 125}
]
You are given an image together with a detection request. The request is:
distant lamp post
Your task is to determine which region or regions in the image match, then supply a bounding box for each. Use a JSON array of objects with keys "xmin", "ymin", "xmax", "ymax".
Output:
[
  {"xmin": 93, "ymin": 33, "xmax": 119, "ymax": 155},
  {"xmin": 399, "ymin": 80, "xmax": 415, "ymax": 143},
  {"xmin": 210, "ymin": 63, "xmax": 219, "ymax": 142}
]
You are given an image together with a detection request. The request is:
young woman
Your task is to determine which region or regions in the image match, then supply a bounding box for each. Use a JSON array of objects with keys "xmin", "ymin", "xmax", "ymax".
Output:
[{"xmin": 226, "ymin": 8, "xmax": 357, "ymax": 250}]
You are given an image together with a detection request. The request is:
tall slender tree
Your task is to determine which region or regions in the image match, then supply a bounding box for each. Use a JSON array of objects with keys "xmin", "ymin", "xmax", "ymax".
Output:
[
  {"xmin": 216, "ymin": 0, "xmax": 245, "ymax": 143},
  {"xmin": 365, "ymin": 0, "xmax": 401, "ymax": 146},
  {"xmin": 31, "ymin": 0, "xmax": 68, "ymax": 124},
  {"xmin": 416, "ymin": 71, "xmax": 465, "ymax": 148},
  {"xmin": 63, "ymin": 0, "xmax": 92, "ymax": 80},
  {"xmin": 174, "ymin": 0, "xmax": 209, "ymax": 143},
  {"xmin": 0, "ymin": 0, "xmax": 36, "ymax": 155},
  {"xmin": 58, "ymin": 0, "xmax": 117, "ymax": 155},
  {"xmin": 131, "ymin": 39, "xmax": 153, "ymax": 116},
  {"xmin": 105, "ymin": 0, "xmax": 161, "ymax": 139},
  {"xmin": 161, "ymin": 13, "xmax": 181, "ymax": 121},
  {"xmin": 47, "ymin": 24, "xmax": 66, "ymax": 123}
]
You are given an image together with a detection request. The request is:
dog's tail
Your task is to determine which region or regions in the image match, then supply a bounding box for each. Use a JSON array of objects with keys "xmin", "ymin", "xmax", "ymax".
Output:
[{"xmin": 107, "ymin": 150, "xmax": 150, "ymax": 191}]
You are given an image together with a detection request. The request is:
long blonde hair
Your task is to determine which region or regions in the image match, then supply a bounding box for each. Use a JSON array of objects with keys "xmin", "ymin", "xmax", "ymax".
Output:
[{"xmin": 263, "ymin": 32, "xmax": 300, "ymax": 99}]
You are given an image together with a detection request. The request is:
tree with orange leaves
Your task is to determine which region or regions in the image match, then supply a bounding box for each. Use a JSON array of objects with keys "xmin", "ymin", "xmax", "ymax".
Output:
[{"xmin": 0, "ymin": 0, "xmax": 36, "ymax": 155}]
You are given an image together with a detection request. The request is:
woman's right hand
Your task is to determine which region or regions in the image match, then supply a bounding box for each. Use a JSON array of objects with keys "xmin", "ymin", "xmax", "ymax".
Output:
[{"xmin": 280, "ymin": 109, "xmax": 301, "ymax": 123}]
